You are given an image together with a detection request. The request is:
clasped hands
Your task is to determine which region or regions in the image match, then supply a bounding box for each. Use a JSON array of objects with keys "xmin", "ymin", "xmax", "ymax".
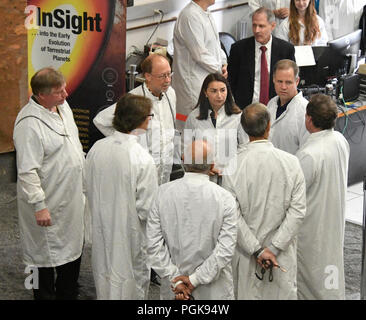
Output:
[{"xmin": 171, "ymin": 275, "xmax": 195, "ymax": 300}]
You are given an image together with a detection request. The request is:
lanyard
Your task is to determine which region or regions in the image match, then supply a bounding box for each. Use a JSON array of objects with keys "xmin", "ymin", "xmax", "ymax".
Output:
[{"xmin": 15, "ymin": 115, "xmax": 69, "ymax": 137}]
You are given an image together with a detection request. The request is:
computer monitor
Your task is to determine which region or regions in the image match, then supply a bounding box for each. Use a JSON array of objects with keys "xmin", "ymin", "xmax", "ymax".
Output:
[
  {"xmin": 299, "ymin": 30, "xmax": 362, "ymax": 88},
  {"xmin": 328, "ymin": 29, "xmax": 362, "ymax": 56}
]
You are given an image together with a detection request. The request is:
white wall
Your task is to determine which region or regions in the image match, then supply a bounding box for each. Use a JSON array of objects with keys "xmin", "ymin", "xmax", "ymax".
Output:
[{"xmin": 126, "ymin": 0, "xmax": 251, "ymax": 56}]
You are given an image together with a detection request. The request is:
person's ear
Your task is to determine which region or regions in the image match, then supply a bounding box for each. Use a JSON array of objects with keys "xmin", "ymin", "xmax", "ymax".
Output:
[
  {"xmin": 271, "ymin": 21, "xmax": 276, "ymax": 31},
  {"xmin": 295, "ymin": 76, "xmax": 300, "ymax": 87}
]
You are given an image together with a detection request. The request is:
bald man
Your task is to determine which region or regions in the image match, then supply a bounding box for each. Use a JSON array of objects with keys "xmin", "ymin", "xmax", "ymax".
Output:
[
  {"xmin": 147, "ymin": 140, "xmax": 237, "ymax": 300},
  {"xmin": 223, "ymin": 103, "xmax": 306, "ymax": 299},
  {"xmin": 93, "ymin": 53, "xmax": 177, "ymax": 185}
]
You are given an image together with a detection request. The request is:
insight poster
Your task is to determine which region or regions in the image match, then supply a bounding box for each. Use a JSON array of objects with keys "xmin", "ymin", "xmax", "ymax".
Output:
[{"xmin": 26, "ymin": 0, "xmax": 126, "ymax": 151}]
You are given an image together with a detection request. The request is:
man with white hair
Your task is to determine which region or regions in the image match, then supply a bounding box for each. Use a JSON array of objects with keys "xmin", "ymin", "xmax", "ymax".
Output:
[{"xmin": 147, "ymin": 140, "xmax": 237, "ymax": 300}]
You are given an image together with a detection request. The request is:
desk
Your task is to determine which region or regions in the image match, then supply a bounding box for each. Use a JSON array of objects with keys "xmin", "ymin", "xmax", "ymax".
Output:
[{"xmin": 335, "ymin": 104, "xmax": 366, "ymax": 185}]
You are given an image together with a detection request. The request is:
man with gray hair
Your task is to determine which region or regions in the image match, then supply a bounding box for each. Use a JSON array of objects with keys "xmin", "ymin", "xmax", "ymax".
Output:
[
  {"xmin": 267, "ymin": 59, "xmax": 309, "ymax": 154},
  {"xmin": 296, "ymin": 94, "xmax": 349, "ymax": 300},
  {"xmin": 223, "ymin": 103, "xmax": 306, "ymax": 299},
  {"xmin": 13, "ymin": 67, "xmax": 85, "ymax": 300},
  {"xmin": 228, "ymin": 7, "xmax": 295, "ymax": 109},
  {"xmin": 147, "ymin": 140, "xmax": 237, "ymax": 300}
]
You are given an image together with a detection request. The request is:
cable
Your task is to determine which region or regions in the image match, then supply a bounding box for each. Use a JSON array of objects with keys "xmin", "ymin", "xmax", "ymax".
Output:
[
  {"xmin": 145, "ymin": 10, "xmax": 164, "ymax": 48},
  {"xmin": 339, "ymin": 86, "xmax": 366, "ymax": 143}
]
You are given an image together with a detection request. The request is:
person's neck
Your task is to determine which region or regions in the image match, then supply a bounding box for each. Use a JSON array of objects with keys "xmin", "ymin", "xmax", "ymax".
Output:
[
  {"xmin": 211, "ymin": 104, "xmax": 223, "ymax": 116},
  {"xmin": 279, "ymin": 95, "xmax": 294, "ymax": 106},
  {"xmin": 249, "ymin": 136, "xmax": 267, "ymax": 142},
  {"xmin": 309, "ymin": 127, "xmax": 323, "ymax": 134},
  {"xmin": 33, "ymin": 96, "xmax": 58, "ymax": 112},
  {"xmin": 146, "ymin": 83, "xmax": 162, "ymax": 98},
  {"xmin": 195, "ymin": 0, "xmax": 210, "ymax": 11},
  {"xmin": 298, "ymin": 11, "xmax": 306, "ymax": 23}
]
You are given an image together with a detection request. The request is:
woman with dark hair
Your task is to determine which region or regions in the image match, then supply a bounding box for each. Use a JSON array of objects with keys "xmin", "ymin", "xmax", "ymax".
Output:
[
  {"xmin": 277, "ymin": 0, "xmax": 328, "ymax": 46},
  {"xmin": 184, "ymin": 73, "xmax": 249, "ymax": 182}
]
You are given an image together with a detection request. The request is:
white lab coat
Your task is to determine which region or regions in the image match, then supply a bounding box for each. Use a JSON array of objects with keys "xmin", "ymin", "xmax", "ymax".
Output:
[
  {"xmin": 267, "ymin": 91, "xmax": 310, "ymax": 155},
  {"xmin": 249, "ymin": 0, "xmax": 291, "ymax": 34},
  {"xmin": 296, "ymin": 129, "xmax": 350, "ymax": 300},
  {"xmin": 184, "ymin": 107, "xmax": 249, "ymax": 178},
  {"xmin": 277, "ymin": 15, "xmax": 328, "ymax": 46},
  {"xmin": 172, "ymin": 1, "xmax": 227, "ymax": 132},
  {"xmin": 13, "ymin": 98, "xmax": 85, "ymax": 267},
  {"xmin": 319, "ymin": 0, "xmax": 366, "ymax": 40},
  {"xmin": 93, "ymin": 83, "xmax": 176, "ymax": 185},
  {"xmin": 147, "ymin": 172, "xmax": 237, "ymax": 300},
  {"xmin": 222, "ymin": 140, "xmax": 306, "ymax": 300},
  {"xmin": 84, "ymin": 131, "xmax": 158, "ymax": 300}
]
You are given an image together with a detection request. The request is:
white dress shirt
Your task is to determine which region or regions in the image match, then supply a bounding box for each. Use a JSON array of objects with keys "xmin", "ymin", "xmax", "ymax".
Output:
[{"xmin": 252, "ymin": 36, "xmax": 272, "ymax": 103}]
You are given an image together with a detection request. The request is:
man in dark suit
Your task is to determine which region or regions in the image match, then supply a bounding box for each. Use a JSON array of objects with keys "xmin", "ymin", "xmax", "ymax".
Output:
[{"xmin": 228, "ymin": 7, "xmax": 295, "ymax": 110}]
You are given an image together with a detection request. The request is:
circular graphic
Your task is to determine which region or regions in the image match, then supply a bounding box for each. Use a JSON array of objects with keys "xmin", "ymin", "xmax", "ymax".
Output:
[
  {"xmin": 106, "ymin": 89, "xmax": 115, "ymax": 100},
  {"xmin": 102, "ymin": 68, "xmax": 118, "ymax": 85}
]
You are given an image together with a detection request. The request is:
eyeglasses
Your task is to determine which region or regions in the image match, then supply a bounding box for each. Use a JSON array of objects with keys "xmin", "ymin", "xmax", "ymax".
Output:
[
  {"xmin": 151, "ymin": 72, "xmax": 174, "ymax": 80},
  {"xmin": 255, "ymin": 259, "xmax": 274, "ymax": 282},
  {"xmin": 147, "ymin": 113, "xmax": 154, "ymax": 118},
  {"xmin": 255, "ymin": 259, "xmax": 287, "ymax": 282}
]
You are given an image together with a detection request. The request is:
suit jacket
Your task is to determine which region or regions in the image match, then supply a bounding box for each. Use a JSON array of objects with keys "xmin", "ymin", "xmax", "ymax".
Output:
[{"xmin": 228, "ymin": 36, "xmax": 295, "ymax": 110}]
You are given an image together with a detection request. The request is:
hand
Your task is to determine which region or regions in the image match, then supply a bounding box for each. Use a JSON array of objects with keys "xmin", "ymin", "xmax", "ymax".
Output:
[
  {"xmin": 35, "ymin": 208, "xmax": 52, "ymax": 227},
  {"xmin": 173, "ymin": 283, "xmax": 192, "ymax": 300},
  {"xmin": 172, "ymin": 275, "xmax": 195, "ymax": 292},
  {"xmin": 221, "ymin": 64, "xmax": 228, "ymax": 79},
  {"xmin": 274, "ymin": 8, "xmax": 289, "ymax": 19},
  {"xmin": 256, "ymin": 247, "xmax": 278, "ymax": 268},
  {"xmin": 208, "ymin": 166, "xmax": 222, "ymax": 177}
]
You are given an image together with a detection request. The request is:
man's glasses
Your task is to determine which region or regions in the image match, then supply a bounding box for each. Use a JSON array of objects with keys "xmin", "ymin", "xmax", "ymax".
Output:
[
  {"xmin": 146, "ymin": 113, "xmax": 154, "ymax": 118},
  {"xmin": 255, "ymin": 260, "xmax": 274, "ymax": 282},
  {"xmin": 255, "ymin": 260, "xmax": 287, "ymax": 282},
  {"xmin": 151, "ymin": 72, "xmax": 174, "ymax": 80}
]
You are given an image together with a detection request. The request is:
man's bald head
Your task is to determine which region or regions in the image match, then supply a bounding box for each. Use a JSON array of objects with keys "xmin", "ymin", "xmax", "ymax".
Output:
[
  {"xmin": 241, "ymin": 103, "xmax": 271, "ymax": 139},
  {"xmin": 183, "ymin": 140, "xmax": 214, "ymax": 173},
  {"xmin": 140, "ymin": 53, "xmax": 170, "ymax": 75}
]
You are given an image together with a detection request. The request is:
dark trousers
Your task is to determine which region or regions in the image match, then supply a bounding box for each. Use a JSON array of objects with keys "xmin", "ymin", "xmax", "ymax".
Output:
[{"xmin": 33, "ymin": 255, "xmax": 82, "ymax": 300}]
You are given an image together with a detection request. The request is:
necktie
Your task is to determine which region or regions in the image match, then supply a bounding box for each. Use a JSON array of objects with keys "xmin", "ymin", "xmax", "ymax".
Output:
[{"xmin": 259, "ymin": 46, "xmax": 269, "ymax": 105}]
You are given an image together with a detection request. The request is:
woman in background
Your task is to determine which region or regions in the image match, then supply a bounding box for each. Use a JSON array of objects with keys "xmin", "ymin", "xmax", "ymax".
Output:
[
  {"xmin": 184, "ymin": 73, "xmax": 248, "ymax": 183},
  {"xmin": 277, "ymin": 0, "xmax": 328, "ymax": 46}
]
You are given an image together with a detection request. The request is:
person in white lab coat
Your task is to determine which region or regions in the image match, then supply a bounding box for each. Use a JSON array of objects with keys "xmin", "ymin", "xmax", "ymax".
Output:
[
  {"xmin": 147, "ymin": 140, "xmax": 237, "ymax": 300},
  {"xmin": 267, "ymin": 59, "xmax": 309, "ymax": 154},
  {"xmin": 277, "ymin": 0, "xmax": 328, "ymax": 46},
  {"xmin": 296, "ymin": 94, "xmax": 350, "ymax": 300},
  {"xmin": 249, "ymin": 0, "xmax": 291, "ymax": 33},
  {"xmin": 184, "ymin": 73, "xmax": 249, "ymax": 183},
  {"xmin": 319, "ymin": 0, "xmax": 366, "ymax": 40},
  {"xmin": 172, "ymin": 0, "xmax": 228, "ymax": 132},
  {"xmin": 93, "ymin": 54, "xmax": 177, "ymax": 185},
  {"xmin": 85, "ymin": 94, "xmax": 158, "ymax": 300},
  {"xmin": 13, "ymin": 67, "xmax": 85, "ymax": 300},
  {"xmin": 222, "ymin": 103, "xmax": 306, "ymax": 299}
]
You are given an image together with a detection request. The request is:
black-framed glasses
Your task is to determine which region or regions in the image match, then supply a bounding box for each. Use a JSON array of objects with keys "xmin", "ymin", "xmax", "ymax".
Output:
[
  {"xmin": 255, "ymin": 259, "xmax": 274, "ymax": 282},
  {"xmin": 147, "ymin": 113, "xmax": 154, "ymax": 118}
]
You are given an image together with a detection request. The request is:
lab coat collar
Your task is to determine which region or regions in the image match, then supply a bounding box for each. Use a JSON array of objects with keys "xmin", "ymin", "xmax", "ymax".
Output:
[
  {"xmin": 308, "ymin": 128, "xmax": 334, "ymax": 140},
  {"xmin": 29, "ymin": 96, "xmax": 63, "ymax": 114},
  {"xmin": 112, "ymin": 130, "xmax": 139, "ymax": 142},
  {"xmin": 183, "ymin": 172, "xmax": 210, "ymax": 181},
  {"xmin": 191, "ymin": 1, "xmax": 211, "ymax": 15}
]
